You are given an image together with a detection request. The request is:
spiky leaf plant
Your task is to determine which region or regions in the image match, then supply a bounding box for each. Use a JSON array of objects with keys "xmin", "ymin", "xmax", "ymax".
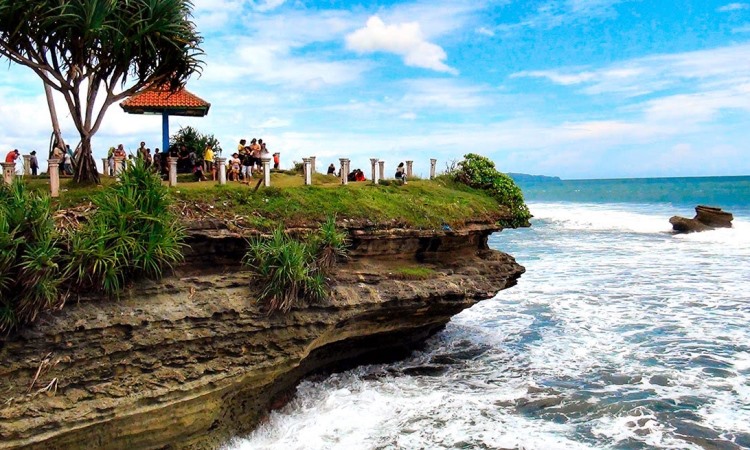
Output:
[
  {"xmin": 67, "ymin": 157, "xmax": 185, "ymax": 294},
  {"xmin": 0, "ymin": 181, "xmax": 65, "ymax": 335},
  {"xmin": 311, "ymin": 215, "xmax": 349, "ymax": 273}
]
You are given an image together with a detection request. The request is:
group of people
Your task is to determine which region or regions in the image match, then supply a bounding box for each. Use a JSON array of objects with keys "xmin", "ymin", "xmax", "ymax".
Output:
[
  {"xmin": 325, "ymin": 161, "xmax": 408, "ymax": 184},
  {"xmin": 4, "ymin": 149, "xmax": 40, "ymax": 176},
  {"xmin": 227, "ymin": 138, "xmax": 280, "ymax": 182}
]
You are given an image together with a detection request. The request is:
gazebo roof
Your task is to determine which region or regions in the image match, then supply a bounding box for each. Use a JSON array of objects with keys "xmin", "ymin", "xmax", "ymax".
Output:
[{"xmin": 120, "ymin": 85, "xmax": 210, "ymax": 117}]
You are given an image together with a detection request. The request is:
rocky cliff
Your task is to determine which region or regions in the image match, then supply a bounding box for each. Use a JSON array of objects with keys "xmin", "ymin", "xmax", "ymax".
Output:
[{"xmin": 0, "ymin": 220, "xmax": 524, "ymax": 449}]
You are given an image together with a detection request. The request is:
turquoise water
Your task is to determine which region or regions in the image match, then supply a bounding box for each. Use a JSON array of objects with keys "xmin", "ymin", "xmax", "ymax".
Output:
[{"xmin": 231, "ymin": 177, "xmax": 750, "ymax": 450}]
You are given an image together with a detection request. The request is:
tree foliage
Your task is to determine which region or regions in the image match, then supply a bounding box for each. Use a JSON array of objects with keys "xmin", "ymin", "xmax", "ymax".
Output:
[
  {"xmin": 0, "ymin": 0, "xmax": 204, "ymax": 183},
  {"xmin": 170, "ymin": 126, "xmax": 222, "ymax": 159},
  {"xmin": 453, "ymin": 153, "xmax": 531, "ymax": 228}
]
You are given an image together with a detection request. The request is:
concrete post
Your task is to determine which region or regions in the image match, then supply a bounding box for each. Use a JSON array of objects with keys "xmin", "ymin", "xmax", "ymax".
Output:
[
  {"xmin": 102, "ymin": 158, "xmax": 108, "ymax": 176},
  {"xmin": 22, "ymin": 155, "xmax": 31, "ymax": 176},
  {"xmin": 430, "ymin": 158, "xmax": 437, "ymax": 179},
  {"xmin": 216, "ymin": 157, "xmax": 227, "ymax": 185},
  {"xmin": 339, "ymin": 158, "xmax": 348, "ymax": 185},
  {"xmin": 48, "ymin": 159, "xmax": 60, "ymax": 198},
  {"xmin": 302, "ymin": 157, "xmax": 312, "ymax": 185},
  {"xmin": 378, "ymin": 160, "xmax": 385, "ymax": 180},
  {"xmin": 2, "ymin": 162, "xmax": 14, "ymax": 185},
  {"xmin": 167, "ymin": 157, "xmax": 178, "ymax": 187},
  {"xmin": 309, "ymin": 156, "xmax": 316, "ymax": 174},
  {"xmin": 114, "ymin": 156, "xmax": 125, "ymax": 178},
  {"xmin": 406, "ymin": 160, "xmax": 413, "ymax": 178},
  {"xmin": 370, "ymin": 158, "xmax": 379, "ymax": 184},
  {"xmin": 261, "ymin": 155, "xmax": 272, "ymax": 187}
]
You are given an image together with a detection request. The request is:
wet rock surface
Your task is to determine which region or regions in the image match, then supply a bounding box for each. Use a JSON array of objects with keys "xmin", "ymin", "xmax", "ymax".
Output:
[
  {"xmin": 0, "ymin": 222, "xmax": 523, "ymax": 450},
  {"xmin": 670, "ymin": 205, "xmax": 734, "ymax": 233}
]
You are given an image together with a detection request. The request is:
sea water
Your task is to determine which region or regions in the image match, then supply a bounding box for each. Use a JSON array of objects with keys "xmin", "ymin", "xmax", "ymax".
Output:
[{"xmin": 229, "ymin": 176, "xmax": 750, "ymax": 450}]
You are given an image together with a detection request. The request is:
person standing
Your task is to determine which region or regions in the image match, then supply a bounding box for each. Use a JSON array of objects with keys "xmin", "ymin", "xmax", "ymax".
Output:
[
  {"xmin": 273, "ymin": 152, "xmax": 280, "ymax": 170},
  {"xmin": 62, "ymin": 151, "xmax": 73, "ymax": 175},
  {"xmin": 29, "ymin": 151, "xmax": 39, "ymax": 176},
  {"xmin": 395, "ymin": 162, "xmax": 407, "ymax": 185},
  {"xmin": 203, "ymin": 144, "xmax": 215, "ymax": 181}
]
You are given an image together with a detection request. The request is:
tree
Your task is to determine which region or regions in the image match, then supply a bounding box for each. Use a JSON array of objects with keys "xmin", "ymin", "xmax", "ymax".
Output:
[
  {"xmin": 0, "ymin": 0, "xmax": 204, "ymax": 184},
  {"xmin": 170, "ymin": 126, "xmax": 222, "ymax": 160}
]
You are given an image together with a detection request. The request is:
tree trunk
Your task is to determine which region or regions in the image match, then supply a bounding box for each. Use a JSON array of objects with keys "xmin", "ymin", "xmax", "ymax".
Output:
[
  {"xmin": 43, "ymin": 82, "xmax": 66, "ymax": 153},
  {"xmin": 73, "ymin": 136, "xmax": 100, "ymax": 184}
]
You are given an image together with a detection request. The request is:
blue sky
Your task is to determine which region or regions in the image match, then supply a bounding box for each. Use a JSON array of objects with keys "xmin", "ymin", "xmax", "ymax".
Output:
[{"xmin": 1, "ymin": 0, "xmax": 749, "ymax": 179}]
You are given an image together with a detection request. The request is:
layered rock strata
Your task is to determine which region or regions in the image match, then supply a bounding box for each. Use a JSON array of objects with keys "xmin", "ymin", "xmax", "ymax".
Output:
[
  {"xmin": 670, "ymin": 205, "xmax": 734, "ymax": 233},
  {"xmin": 0, "ymin": 221, "xmax": 523, "ymax": 449}
]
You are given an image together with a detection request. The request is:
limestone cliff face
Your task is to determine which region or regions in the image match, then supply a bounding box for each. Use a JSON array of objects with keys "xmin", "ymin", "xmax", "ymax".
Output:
[{"xmin": 0, "ymin": 221, "xmax": 524, "ymax": 449}]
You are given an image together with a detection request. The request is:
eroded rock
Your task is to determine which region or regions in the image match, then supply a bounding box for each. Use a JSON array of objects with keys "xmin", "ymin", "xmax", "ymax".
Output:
[{"xmin": 670, "ymin": 205, "xmax": 733, "ymax": 234}]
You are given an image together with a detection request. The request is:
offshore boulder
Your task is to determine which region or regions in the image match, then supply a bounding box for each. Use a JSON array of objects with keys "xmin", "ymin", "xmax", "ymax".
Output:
[{"xmin": 670, "ymin": 205, "xmax": 733, "ymax": 233}]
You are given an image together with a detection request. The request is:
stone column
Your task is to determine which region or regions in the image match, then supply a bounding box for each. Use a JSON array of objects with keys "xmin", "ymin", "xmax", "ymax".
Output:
[
  {"xmin": 430, "ymin": 158, "xmax": 437, "ymax": 179},
  {"xmin": 102, "ymin": 158, "xmax": 108, "ymax": 176},
  {"xmin": 167, "ymin": 157, "xmax": 178, "ymax": 187},
  {"xmin": 2, "ymin": 162, "xmax": 14, "ymax": 185},
  {"xmin": 310, "ymin": 156, "xmax": 316, "ymax": 174},
  {"xmin": 48, "ymin": 159, "xmax": 60, "ymax": 198},
  {"xmin": 340, "ymin": 158, "xmax": 350, "ymax": 185},
  {"xmin": 302, "ymin": 157, "xmax": 312, "ymax": 185},
  {"xmin": 261, "ymin": 155, "xmax": 272, "ymax": 187},
  {"xmin": 378, "ymin": 160, "xmax": 385, "ymax": 180},
  {"xmin": 370, "ymin": 158, "xmax": 379, "ymax": 184},
  {"xmin": 216, "ymin": 157, "xmax": 227, "ymax": 185},
  {"xmin": 114, "ymin": 156, "xmax": 125, "ymax": 177},
  {"xmin": 22, "ymin": 155, "xmax": 31, "ymax": 176},
  {"xmin": 406, "ymin": 160, "xmax": 413, "ymax": 178}
]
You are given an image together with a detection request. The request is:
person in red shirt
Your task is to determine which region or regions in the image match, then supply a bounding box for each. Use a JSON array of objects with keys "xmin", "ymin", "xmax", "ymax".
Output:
[
  {"xmin": 273, "ymin": 152, "xmax": 280, "ymax": 169},
  {"xmin": 5, "ymin": 149, "xmax": 19, "ymax": 163}
]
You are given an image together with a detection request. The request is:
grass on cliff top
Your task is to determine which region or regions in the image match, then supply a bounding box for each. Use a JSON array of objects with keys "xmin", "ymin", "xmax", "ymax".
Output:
[{"xmin": 24, "ymin": 172, "xmax": 508, "ymax": 230}]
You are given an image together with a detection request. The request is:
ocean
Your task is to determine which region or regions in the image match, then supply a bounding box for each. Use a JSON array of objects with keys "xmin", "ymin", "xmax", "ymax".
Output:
[{"xmin": 229, "ymin": 176, "xmax": 750, "ymax": 450}]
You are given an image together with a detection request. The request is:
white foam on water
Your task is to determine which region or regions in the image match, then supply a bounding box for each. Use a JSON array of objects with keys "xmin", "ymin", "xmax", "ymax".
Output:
[{"xmin": 226, "ymin": 201, "xmax": 750, "ymax": 449}]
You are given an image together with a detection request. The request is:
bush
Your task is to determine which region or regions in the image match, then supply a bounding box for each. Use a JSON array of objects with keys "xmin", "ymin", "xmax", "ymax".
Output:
[
  {"xmin": 453, "ymin": 153, "xmax": 531, "ymax": 228},
  {"xmin": 244, "ymin": 217, "xmax": 349, "ymax": 313},
  {"xmin": 68, "ymin": 158, "xmax": 185, "ymax": 294},
  {"xmin": 170, "ymin": 126, "xmax": 222, "ymax": 159},
  {"xmin": 0, "ymin": 181, "xmax": 65, "ymax": 335}
]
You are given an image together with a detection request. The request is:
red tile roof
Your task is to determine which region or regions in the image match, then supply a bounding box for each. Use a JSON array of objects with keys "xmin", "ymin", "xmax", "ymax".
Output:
[{"xmin": 120, "ymin": 85, "xmax": 210, "ymax": 116}]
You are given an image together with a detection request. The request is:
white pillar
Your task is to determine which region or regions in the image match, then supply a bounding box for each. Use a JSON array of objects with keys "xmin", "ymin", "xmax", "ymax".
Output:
[
  {"xmin": 370, "ymin": 158, "xmax": 379, "ymax": 184},
  {"xmin": 48, "ymin": 159, "xmax": 60, "ymax": 198},
  {"xmin": 303, "ymin": 157, "xmax": 312, "ymax": 185},
  {"xmin": 114, "ymin": 156, "xmax": 125, "ymax": 178},
  {"xmin": 261, "ymin": 155, "xmax": 272, "ymax": 187},
  {"xmin": 378, "ymin": 160, "xmax": 385, "ymax": 180},
  {"xmin": 22, "ymin": 155, "xmax": 31, "ymax": 176},
  {"xmin": 101, "ymin": 158, "xmax": 108, "ymax": 176},
  {"xmin": 339, "ymin": 158, "xmax": 348, "ymax": 185},
  {"xmin": 406, "ymin": 160, "xmax": 413, "ymax": 178},
  {"xmin": 430, "ymin": 158, "xmax": 437, "ymax": 179},
  {"xmin": 309, "ymin": 156, "xmax": 316, "ymax": 174},
  {"xmin": 2, "ymin": 162, "xmax": 14, "ymax": 185},
  {"xmin": 167, "ymin": 157, "xmax": 178, "ymax": 187},
  {"xmin": 216, "ymin": 157, "xmax": 227, "ymax": 185}
]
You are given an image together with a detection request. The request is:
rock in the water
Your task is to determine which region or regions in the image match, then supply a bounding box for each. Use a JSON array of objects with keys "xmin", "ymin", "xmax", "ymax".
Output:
[{"xmin": 670, "ymin": 205, "xmax": 733, "ymax": 233}]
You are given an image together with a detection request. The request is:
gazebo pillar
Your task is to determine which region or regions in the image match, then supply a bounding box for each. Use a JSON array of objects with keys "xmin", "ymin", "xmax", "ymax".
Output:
[{"xmin": 162, "ymin": 112, "xmax": 170, "ymax": 156}]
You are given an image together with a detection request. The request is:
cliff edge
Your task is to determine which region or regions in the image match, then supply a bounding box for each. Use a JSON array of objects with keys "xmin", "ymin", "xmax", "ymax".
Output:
[{"xmin": 0, "ymin": 219, "xmax": 524, "ymax": 449}]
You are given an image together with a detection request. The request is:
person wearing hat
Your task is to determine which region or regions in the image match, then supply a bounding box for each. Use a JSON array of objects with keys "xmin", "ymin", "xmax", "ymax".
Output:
[{"xmin": 29, "ymin": 151, "xmax": 39, "ymax": 176}]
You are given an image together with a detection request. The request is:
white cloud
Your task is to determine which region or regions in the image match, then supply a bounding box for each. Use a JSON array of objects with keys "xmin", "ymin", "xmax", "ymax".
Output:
[
  {"xmin": 476, "ymin": 27, "xmax": 496, "ymax": 37},
  {"xmin": 718, "ymin": 2, "xmax": 749, "ymax": 12},
  {"xmin": 496, "ymin": 0, "xmax": 626, "ymax": 33},
  {"xmin": 399, "ymin": 112, "xmax": 418, "ymax": 120},
  {"xmin": 733, "ymin": 23, "xmax": 750, "ymax": 33},
  {"xmin": 253, "ymin": 0, "xmax": 286, "ymax": 12},
  {"xmin": 258, "ymin": 117, "xmax": 291, "ymax": 128},
  {"xmin": 346, "ymin": 16, "xmax": 458, "ymax": 75}
]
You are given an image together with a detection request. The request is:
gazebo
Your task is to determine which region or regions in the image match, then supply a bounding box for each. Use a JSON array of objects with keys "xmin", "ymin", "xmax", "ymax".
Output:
[{"xmin": 120, "ymin": 84, "xmax": 211, "ymax": 153}]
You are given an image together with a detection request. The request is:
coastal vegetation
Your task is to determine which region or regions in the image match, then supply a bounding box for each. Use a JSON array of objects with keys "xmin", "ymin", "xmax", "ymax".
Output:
[
  {"xmin": 170, "ymin": 126, "xmax": 223, "ymax": 160},
  {"xmin": 0, "ymin": 0, "xmax": 204, "ymax": 183}
]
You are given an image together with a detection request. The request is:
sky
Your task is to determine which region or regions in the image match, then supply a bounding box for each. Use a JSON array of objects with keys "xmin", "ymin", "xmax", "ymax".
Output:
[{"xmin": 1, "ymin": 0, "xmax": 750, "ymax": 179}]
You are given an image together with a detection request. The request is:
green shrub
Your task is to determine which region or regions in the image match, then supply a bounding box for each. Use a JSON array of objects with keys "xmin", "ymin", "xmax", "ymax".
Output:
[
  {"xmin": 0, "ymin": 181, "xmax": 65, "ymax": 334},
  {"xmin": 170, "ymin": 126, "xmax": 222, "ymax": 158},
  {"xmin": 68, "ymin": 158, "xmax": 185, "ymax": 294},
  {"xmin": 454, "ymin": 153, "xmax": 531, "ymax": 227},
  {"xmin": 311, "ymin": 216, "xmax": 349, "ymax": 272},
  {"xmin": 244, "ymin": 227, "xmax": 326, "ymax": 313},
  {"xmin": 244, "ymin": 217, "xmax": 350, "ymax": 313}
]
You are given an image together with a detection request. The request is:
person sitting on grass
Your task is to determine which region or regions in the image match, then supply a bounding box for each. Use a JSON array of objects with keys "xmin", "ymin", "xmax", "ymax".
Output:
[
  {"xmin": 327, "ymin": 163, "xmax": 336, "ymax": 175},
  {"xmin": 355, "ymin": 169, "xmax": 366, "ymax": 182},
  {"xmin": 194, "ymin": 160, "xmax": 206, "ymax": 182},
  {"xmin": 395, "ymin": 162, "xmax": 407, "ymax": 185}
]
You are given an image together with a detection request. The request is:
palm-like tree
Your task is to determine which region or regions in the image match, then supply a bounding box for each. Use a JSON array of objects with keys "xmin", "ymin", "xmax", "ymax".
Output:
[{"xmin": 0, "ymin": 0, "xmax": 204, "ymax": 183}]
